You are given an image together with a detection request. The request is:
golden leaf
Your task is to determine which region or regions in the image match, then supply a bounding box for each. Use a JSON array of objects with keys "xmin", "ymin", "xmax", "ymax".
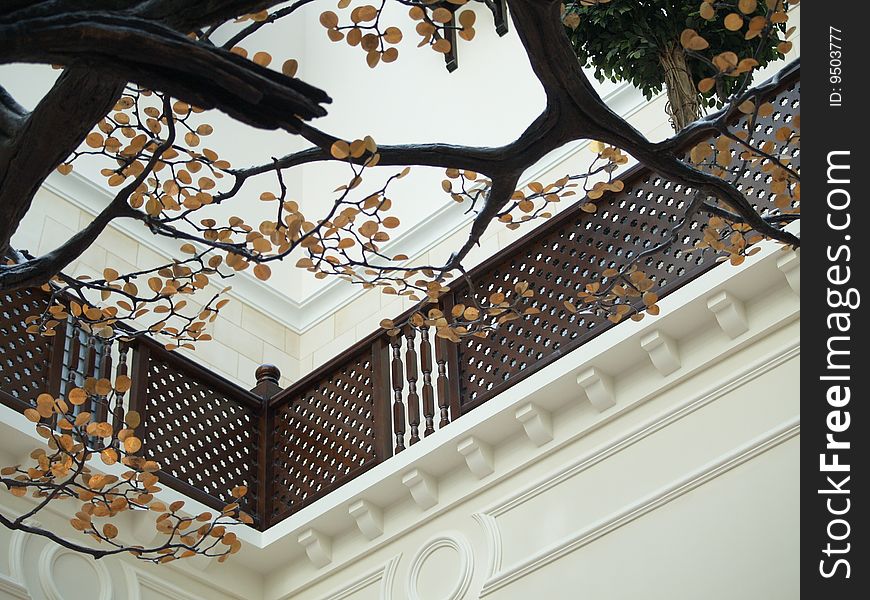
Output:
[
  {"xmin": 700, "ymin": 1, "xmax": 715, "ymax": 20},
  {"xmin": 698, "ymin": 78, "xmax": 715, "ymax": 93},
  {"xmin": 85, "ymin": 132, "xmax": 104, "ymax": 148},
  {"xmin": 282, "ymin": 59, "xmax": 299, "ymax": 77},
  {"xmin": 738, "ymin": 100, "xmax": 755, "ymax": 114},
  {"xmin": 319, "ymin": 11, "xmax": 338, "ymax": 28},
  {"xmin": 115, "ymin": 375, "xmax": 132, "ymax": 393},
  {"xmin": 252, "ymin": 51, "xmax": 272, "ymax": 67},
  {"xmin": 253, "ymin": 264, "xmax": 272, "ymax": 281},
  {"xmin": 384, "ymin": 27, "xmax": 403, "ymax": 44},
  {"xmin": 724, "ymin": 13, "xmax": 744, "ymax": 31},
  {"xmin": 738, "ymin": 0, "xmax": 757, "ymax": 13},
  {"xmin": 68, "ymin": 387, "xmax": 88, "ymax": 406},
  {"xmin": 432, "ymin": 38, "xmax": 451, "ymax": 54},
  {"xmin": 330, "ymin": 140, "xmax": 350, "ymax": 159},
  {"xmin": 103, "ymin": 523, "xmax": 118, "ymax": 539},
  {"xmin": 432, "ymin": 7, "xmax": 452, "ymax": 23}
]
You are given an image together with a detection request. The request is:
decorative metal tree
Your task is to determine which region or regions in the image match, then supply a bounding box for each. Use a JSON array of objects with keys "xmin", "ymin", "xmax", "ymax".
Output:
[{"xmin": 0, "ymin": 0, "xmax": 798, "ymax": 559}]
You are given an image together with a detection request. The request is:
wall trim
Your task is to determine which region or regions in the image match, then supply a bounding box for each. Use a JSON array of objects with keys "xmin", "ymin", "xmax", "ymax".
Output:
[
  {"xmin": 407, "ymin": 533, "xmax": 473, "ymax": 600},
  {"xmin": 479, "ymin": 418, "xmax": 800, "ymax": 596},
  {"xmin": 486, "ymin": 343, "xmax": 800, "ymax": 519},
  {"xmin": 0, "ymin": 573, "xmax": 30, "ymax": 599},
  {"xmin": 471, "ymin": 513, "xmax": 503, "ymax": 579},
  {"xmin": 293, "ymin": 554, "xmax": 401, "ymax": 600},
  {"xmin": 7, "ymin": 518, "xmax": 40, "ymax": 585},
  {"xmin": 39, "ymin": 545, "xmax": 113, "ymax": 600},
  {"xmin": 122, "ymin": 563, "xmax": 206, "ymax": 600}
]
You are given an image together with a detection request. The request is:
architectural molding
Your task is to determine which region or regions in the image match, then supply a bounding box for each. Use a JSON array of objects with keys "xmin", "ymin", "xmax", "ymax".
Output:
[
  {"xmin": 457, "ymin": 436, "xmax": 495, "ymax": 479},
  {"xmin": 576, "ymin": 367, "xmax": 616, "ymax": 411},
  {"xmin": 298, "ymin": 528, "xmax": 333, "ymax": 568},
  {"xmin": 485, "ymin": 341, "xmax": 799, "ymax": 519},
  {"xmin": 776, "ymin": 248, "xmax": 800, "ymax": 296},
  {"xmin": 514, "ymin": 403, "xmax": 553, "ymax": 447},
  {"xmin": 707, "ymin": 290, "xmax": 749, "ymax": 338},
  {"xmin": 38, "ymin": 545, "xmax": 113, "ymax": 600},
  {"xmin": 304, "ymin": 554, "xmax": 401, "ymax": 600},
  {"xmin": 0, "ymin": 573, "xmax": 30, "ymax": 599},
  {"xmin": 407, "ymin": 533, "xmax": 473, "ymax": 600},
  {"xmin": 122, "ymin": 563, "xmax": 205, "ymax": 600},
  {"xmin": 348, "ymin": 499, "xmax": 384, "ymax": 541},
  {"xmin": 471, "ymin": 512, "xmax": 503, "ymax": 579},
  {"xmin": 639, "ymin": 330, "xmax": 681, "ymax": 376},
  {"xmin": 402, "ymin": 469, "xmax": 438, "ymax": 510},
  {"xmin": 479, "ymin": 418, "xmax": 800, "ymax": 596},
  {"xmin": 7, "ymin": 518, "xmax": 40, "ymax": 586}
]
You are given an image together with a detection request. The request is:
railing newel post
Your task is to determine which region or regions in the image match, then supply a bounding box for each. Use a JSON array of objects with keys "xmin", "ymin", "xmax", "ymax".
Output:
[
  {"xmin": 371, "ymin": 337, "xmax": 393, "ymax": 463},
  {"xmin": 252, "ymin": 364, "xmax": 282, "ymax": 530}
]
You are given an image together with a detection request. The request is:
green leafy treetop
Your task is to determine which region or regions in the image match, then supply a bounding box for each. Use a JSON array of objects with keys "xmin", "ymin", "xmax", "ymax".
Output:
[{"xmin": 563, "ymin": 0, "xmax": 793, "ymax": 131}]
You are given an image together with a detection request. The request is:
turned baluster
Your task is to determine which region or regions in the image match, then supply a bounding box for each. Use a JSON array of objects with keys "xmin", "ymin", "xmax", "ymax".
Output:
[
  {"xmin": 434, "ymin": 334, "xmax": 451, "ymax": 428},
  {"xmin": 404, "ymin": 326, "xmax": 420, "ymax": 445},
  {"xmin": 111, "ymin": 343, "xmax": 130, "ymax": 436},
  {"xmin": 390, "ymin": 335, "xmax": 406, "ymax": 453},
  {"xmin": 419, "ymin": 325, "xmax": 435, "ymax": 437}
]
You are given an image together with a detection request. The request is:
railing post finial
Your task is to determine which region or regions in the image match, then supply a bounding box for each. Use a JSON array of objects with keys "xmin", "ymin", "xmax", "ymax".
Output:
[{"xmin": 255, "ymin": 364, "xmax": 281, "ymax": 386}]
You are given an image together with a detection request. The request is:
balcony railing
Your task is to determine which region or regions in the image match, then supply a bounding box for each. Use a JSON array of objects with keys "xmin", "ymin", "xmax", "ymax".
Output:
[{"xmin": 0, "ymin": 67, "xmax": 799, "ymax": 531}]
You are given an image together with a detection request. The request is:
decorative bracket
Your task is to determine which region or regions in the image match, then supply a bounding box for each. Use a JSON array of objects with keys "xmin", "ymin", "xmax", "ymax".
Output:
[
  {"xmin": 776, "ymin": 249, "xmax": 800, "ymax": 296},
  {"xmin": 515, "ymin": 402, "xmax": 553, "ymax": 446},
  {"xmin": 576, "ymin": 367, "xmax": 616, "ymax": 411},
  {"xmin": 640, "ymin": 330, "xmax": 681, "ymax": 376},
  {"xmin": 298, "ymin": 528, "xmax": 332, "ymax": 568},
  {"xmin": 348, "ymin": 499, "xmax": 384, "ymax": 540},
  {"xmin": 457, "ymin": 436, "xmax": 495, "ymax": 479},
  {"xmin": 706, "ymin": 291, "xmax": 749, "ymax": 338},
  {"xmin": 402, "ymin": 468, "xmax": 438, "ymax": 510}
]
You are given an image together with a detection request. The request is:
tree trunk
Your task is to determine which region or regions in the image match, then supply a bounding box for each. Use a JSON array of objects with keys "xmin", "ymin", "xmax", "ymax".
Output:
[{"xmin": 659, "ymin": 43, "xmax": 701, "ymax": 132}]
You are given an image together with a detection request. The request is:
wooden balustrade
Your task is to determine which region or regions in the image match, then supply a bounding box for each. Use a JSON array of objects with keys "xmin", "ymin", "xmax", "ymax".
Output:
[{"xmin": 0, "ymin": 68, "xmax": 800, "ymax": 531}]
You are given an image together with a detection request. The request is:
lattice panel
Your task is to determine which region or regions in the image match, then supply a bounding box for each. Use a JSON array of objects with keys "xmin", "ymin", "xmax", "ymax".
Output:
[
  {"xmin": 456, "ymin": 82, "xmax": 800, "ymax": 407},
  {"xmin": 141, "ymin": 357, "xmax": 259, "ymax": 511},
  {"xmin": 0, "ymin": 289, "xmax": 54, "ymax": 402},
  {"xmin": 271, "ymin": 350, "xmax": 376, "ymax": 517}
]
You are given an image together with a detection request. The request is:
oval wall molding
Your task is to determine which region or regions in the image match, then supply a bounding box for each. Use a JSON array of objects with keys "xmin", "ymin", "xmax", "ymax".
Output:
[
  {"xmin": 407, "ymin": 533, "xmax": 474, "ymax": 600},
  {"xmin": 38, "ymin": 545, "xmax": 112, "ymax": 600}
]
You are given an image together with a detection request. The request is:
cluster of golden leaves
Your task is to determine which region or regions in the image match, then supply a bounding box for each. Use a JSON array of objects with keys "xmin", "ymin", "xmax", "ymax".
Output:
[
  {"xmin": 1, "ymin": 378, "xmax": 251, "ymax": 563},
  {"xmin": 564, "ymin": 265, "xmax": 661, "ymax": 324},
  {"xmin": 687, "ymin": 0, "xmax": 797, "ymax": 95},
  {"xmin": 27, "ymin": 261, "xmax": 231, "ymax": 351},
  {"xmin": 50, "ymin": 88, "xmax": 242, "ymax": 349},
  {"xmin": 319, "ymin": 0, "xmax": 476, "ymax": 67},
  {"xmin": 381, "ymin": 281, "xmax": 538, "ymax": 342},
  {"xmin": 690, "ymin": 101, "xmax": 800, "ymax": 214},
  {"xmin": 63, "ymin": 92, "xmax": 229, "ymax": 219},
  {"xmin": 288, "ymin": 137, "xmax": 465, "ymax": 301},
  {"xmin": 697, "ymin": 216, "xmax": 764, "ymax": 266}
]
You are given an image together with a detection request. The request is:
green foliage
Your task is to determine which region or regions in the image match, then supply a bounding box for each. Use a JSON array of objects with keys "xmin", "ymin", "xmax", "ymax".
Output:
[{"xmin": 563, "ymin": 0, "xmax": 789, "ymax": 108}]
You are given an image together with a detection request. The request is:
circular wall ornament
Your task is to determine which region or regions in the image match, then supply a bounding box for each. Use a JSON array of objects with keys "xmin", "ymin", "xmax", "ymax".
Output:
[
  {"xmin": 39, "ymin": 545, "xmax": 113, "ymax": 600},
  {"xmin": 407, "ymin": 533, "xmax": 474, "ymax": 600}
]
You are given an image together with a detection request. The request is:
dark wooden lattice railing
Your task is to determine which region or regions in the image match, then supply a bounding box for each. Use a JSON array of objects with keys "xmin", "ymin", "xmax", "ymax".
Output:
[{"xmin": 0, "ymin": 69, "xmax": 799, "ymax": 530}]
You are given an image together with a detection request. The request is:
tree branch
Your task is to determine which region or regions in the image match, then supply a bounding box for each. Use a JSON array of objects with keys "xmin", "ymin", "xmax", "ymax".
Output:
[
  {"xmin": 0, "ymin": 67, "xmax": 125, "ymax": 258},
  {"xmin": 0, "ymin": 12, "xmax": 331, "ymax": 130}
]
